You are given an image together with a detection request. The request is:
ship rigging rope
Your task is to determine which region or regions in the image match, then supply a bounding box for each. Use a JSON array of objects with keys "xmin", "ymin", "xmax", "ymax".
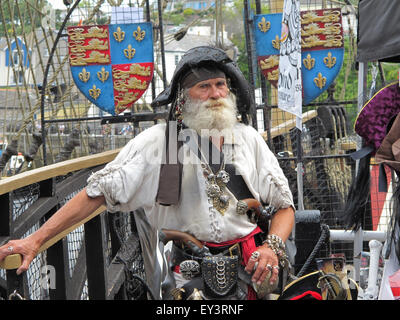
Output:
[
  {"xmin": 163, "ymin": 1, "xmax": 215, "ymax": 45},
  {"xmin": 296, "ymin": 223, "xmax": 330, "ymax": 278},
  {"xmin": 0, "ymin": 0, "xmax": 109, "ymax": 173}
]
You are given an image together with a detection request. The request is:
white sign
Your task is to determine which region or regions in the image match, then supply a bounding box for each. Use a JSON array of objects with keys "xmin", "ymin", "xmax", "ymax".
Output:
[
  {"xmin": 111, "ymin": 7, "xmax": 144, "ymax": 24},
  {"xmin": 277, "ymin": 0, "xmax": 302, "ymax": 129}
]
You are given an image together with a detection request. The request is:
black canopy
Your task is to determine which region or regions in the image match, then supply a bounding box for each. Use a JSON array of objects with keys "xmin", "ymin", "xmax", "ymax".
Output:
[{"xmin": 357, "ymin": 0, "xmax": 400, "ymax": 62}]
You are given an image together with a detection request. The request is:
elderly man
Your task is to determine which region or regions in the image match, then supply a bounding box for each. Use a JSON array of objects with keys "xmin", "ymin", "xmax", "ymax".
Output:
[{"xmin": 0, "ymin": 46, "xmax": 295, "ymax": 300}]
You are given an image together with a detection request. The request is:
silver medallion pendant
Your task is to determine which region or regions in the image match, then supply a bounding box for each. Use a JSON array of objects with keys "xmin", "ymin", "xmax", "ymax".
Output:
[
  {"xmin": 203, "ymin": 163, "xmax": 230, "ymax": 215},
  {"xmin": 179, "ymin": 260, "xmax": 201, "ymax": 280},
  {"xmin": 207, "ymin": 183, "xmax": 221, "ymax": 198},
  {"xmin": 219, "ymin": 194, "xmax": 230, "ymax": 206}
]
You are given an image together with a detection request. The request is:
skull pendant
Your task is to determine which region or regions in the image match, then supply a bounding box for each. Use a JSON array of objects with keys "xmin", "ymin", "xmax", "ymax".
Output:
[
  {"xmin": 216, "ymin": 170, "xmax": 230, "ymax": 185},
  {"xmin": 207, "ymin": 183, "xmax": 221, "ymax": 198}
]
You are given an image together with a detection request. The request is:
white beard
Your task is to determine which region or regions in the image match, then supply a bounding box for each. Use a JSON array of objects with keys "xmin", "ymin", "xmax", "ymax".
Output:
[{"xmin": 181, "ymin": 92, "xmax": 238, "ymax": 137}]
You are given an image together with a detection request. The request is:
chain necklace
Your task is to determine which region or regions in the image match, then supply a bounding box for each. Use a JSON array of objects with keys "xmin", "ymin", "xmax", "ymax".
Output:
[{"xmin": 199, "ymin": 142, "xmax": 231, "ymax": 215}]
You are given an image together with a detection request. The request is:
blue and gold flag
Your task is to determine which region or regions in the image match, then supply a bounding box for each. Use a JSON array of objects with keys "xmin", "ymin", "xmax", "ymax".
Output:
[
  {"xmin": 67, "ymin": 22, "xmax": 154, "ymax": 115},
  {"xmin": 253, "ymin": 8, "xmax": 344, "ymax": 106}
]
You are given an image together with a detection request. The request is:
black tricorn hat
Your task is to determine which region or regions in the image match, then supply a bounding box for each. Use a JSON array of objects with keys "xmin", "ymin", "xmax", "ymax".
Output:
[{"xmin": 151, "ymin": 46, "xmax": 255, "ymax": 124}]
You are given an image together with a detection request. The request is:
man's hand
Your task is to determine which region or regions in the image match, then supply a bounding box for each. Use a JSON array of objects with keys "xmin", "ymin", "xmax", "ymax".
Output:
[
  {"xmin": 0, "ymin": 235, "xmax": 40, "ymax": 274},
  {"xmin": 0, "ymin": 189, "xmax": 105, "ymax": 275},
  {"xmin": 245, "ymin": 244, "xmax": 279, "ymax": 286},
  {"xmin": 245, "ymin": 205, "xmax": 295, "ymax": 286}
]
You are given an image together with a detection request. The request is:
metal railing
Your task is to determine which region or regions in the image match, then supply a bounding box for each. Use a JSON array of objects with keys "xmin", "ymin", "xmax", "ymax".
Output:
[{"xmin": 0, "ymin": 148, "xmax": 145, "ymax": 300}]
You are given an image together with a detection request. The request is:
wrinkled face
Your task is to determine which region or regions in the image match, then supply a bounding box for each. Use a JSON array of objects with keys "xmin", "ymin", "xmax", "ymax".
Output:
[
  {"xmin": 181, "ymin": 89, "xmax": 238, "ymax": 135},
  {"xmin": 187, "ymin": 77, "xmax": 229, "ymax": 104},
  {"xmin": 181, "ymin": 76, "xmax": 238, "ymax": 135}
]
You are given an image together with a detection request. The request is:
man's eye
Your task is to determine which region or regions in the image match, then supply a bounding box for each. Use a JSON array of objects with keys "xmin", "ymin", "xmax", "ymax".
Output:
[{"xmin": 217, "ymin": 82, "xmax": 227, "ymax": 87}]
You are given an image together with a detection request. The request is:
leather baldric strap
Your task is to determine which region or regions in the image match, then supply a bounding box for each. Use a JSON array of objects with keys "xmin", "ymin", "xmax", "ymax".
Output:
[{"xmin": 156, "ymin": 123, "xmax": 183, "ymax": 206}]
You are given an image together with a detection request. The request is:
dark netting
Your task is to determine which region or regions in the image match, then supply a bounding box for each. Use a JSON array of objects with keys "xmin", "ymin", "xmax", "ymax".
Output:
[
  {"xmin": 12, "ymin": 184, "xmax": 40, "ymax": 221},
  {"xmin": 112, "ymin": 212, "xmax": 147, "ymax": 300}
]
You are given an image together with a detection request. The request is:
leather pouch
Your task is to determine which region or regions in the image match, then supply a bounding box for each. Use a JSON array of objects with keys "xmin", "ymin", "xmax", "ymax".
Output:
[{"xmin": 201, "ymin": 255, "xmax": 238, "ymax": 297}]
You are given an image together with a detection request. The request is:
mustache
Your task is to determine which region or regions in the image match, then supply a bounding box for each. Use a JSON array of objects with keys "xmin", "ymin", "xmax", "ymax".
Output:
[{"xmin": 200, "ymin": 97, "xmax": 231, "ymax": 109}]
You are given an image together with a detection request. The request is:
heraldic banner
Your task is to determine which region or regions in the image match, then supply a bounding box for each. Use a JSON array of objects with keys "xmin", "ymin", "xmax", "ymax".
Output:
[
  {"xmin": 277, "ymin": 0, "xmax": 302, "ymax": 126},
  {"xmin": 253, "ymin": 7, "xmax": 344, "ymax": 107},
  {"xmin": 68, "ymin": 22, "xmax": 154, "ymax": 115}
]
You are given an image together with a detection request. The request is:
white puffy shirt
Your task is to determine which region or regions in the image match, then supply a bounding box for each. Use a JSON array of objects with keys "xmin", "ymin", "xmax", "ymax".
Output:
[{"xmin": 86, "ymin": 122, "xmax": 294, "ymax": 243}]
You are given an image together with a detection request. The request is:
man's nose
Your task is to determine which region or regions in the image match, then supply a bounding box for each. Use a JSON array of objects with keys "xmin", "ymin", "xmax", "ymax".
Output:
[{"xmin": 209, "ymin": 85, "xmax": 222, "ymax": 99}]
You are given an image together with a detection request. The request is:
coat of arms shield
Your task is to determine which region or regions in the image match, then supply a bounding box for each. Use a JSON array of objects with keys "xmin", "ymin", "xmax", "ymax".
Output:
[
  {"xmin": 254, "ymin": 8, "xmax": 344, "ymax": 105},
  {"xmin": 67, "ymin": 22, "xmax": 154, "ymax": 115}
]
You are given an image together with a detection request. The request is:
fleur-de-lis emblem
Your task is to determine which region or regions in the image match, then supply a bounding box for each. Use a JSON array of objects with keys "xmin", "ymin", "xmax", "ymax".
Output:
[
  {"xmin": 314, "ymin": 73, "xmax": 326, "ymax": 89},
  {"xmin": 78, "ymin": 68, "xmax": 90, "ymax": 82},
  {"xmin": 133, "ymin": 26, "xmax": 145, "ymax": 42},
  {"xmin": 89, "ymin": 84, "xmax": 101, "ymax": 100},
  {"xmin": 124, "ymin": 44, "xmax": 136, "ymax": 59},
  {"xmin": 97, "ymin": 67, "xmax": 109, "ymax": 83},
  {"xmin": 113, "ymin": 26, "xmax": 125, "ymax": 42},
  {"xmin": 272, "ymin": 35, "xmax": 280, "ymax": 50},
  {"xmin": 303, "ymin": 54, "xmax": 315, "ymax": 70},
  {"xmin": 323, "ymin": 52, "xmax": 336, "ymax": 68},
  {"xmin": 258, "ymin": 17, "xmax": 271, "ymax": 33}
]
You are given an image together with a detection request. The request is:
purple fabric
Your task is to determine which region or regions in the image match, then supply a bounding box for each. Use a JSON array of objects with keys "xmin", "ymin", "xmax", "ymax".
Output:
[{"xmin": 355, "ymin": 83, "xmax": 400, "ymax": 152}]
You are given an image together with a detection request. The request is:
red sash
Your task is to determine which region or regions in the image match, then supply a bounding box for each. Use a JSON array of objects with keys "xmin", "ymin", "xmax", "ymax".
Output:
[{"xmin": 203, "ymin": 226, "xmax": 262, "ymax": 265}]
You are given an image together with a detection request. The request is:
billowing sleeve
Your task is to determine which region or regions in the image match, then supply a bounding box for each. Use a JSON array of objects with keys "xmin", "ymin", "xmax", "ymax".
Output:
[
  {"xmin": 253, "ymin": 128, "xmax": 294, "ymax": 210},
  {"xmin": 86, "ymin": 125, "xmax": 163, "ymax": 213}
]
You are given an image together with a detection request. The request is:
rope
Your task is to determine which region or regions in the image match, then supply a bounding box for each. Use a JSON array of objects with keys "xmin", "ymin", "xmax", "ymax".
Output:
[
  {"xmin": 163, "ymin": 2, "xmax": 215, "ymax": 45},
  {"xmin": 0, "ymin": 1, "xmax": 66, "ymax": 171},
  {"xmin": 296, "ymin": 223, "xmax": 330, "ymax": 278},
  {"xmin": 0, "ymin": 0, "xmax": 107, "ymax": 171},
  {"xmin": 0, "ymin": 2, "xmax": 29, "ymax": 140}
]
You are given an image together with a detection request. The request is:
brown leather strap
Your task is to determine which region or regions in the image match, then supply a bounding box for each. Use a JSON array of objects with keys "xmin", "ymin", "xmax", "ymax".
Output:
[{"xmin": 156, "ymin": 122, "xmax": 183, "ymax": 206}]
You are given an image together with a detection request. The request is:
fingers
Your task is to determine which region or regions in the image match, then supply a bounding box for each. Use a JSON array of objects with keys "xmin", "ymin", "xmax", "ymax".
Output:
[
  {"xmin": 246, "ymin": 247, "xmax": 280, "ymax": 285},
  {"xmin": 244, "ymin": 250, "xmax": 259, "ymax": 273},
  {"xmin": 0, "ymin": 239, "xmax": 37, "ymax": 273},
  {"xmin": 17, "ymin": 256, "xmax": 33, "ymax": 275},
  {"xmin": 252, "ymin": 261, "xmax": 268, "ymax": 285},
  {"xmin": 269, "ymin": 265, "xmax": 280, "ymax": 284},
  {"xmin": 252, "ymin": 262, "xmax": 279, "ymax": 285},
  {"xmin": 0, "ymin": 241, "xmax": 16, "ymax": 261}
]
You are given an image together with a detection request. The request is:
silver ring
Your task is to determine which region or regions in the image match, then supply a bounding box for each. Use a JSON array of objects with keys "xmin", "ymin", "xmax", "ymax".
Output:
[
  {"xmin": 273, "ymin": 265, "xmax": 279, "ymax": 271},
  {"xmin": 250, "ymin": 251, "xmax": 260, "ymax": 261},
  {"xmin": 266, "ymin": 264, "xmax": 272, "ymax": 271},
  {"xmin": 7, "ymin": 246, "xmax": 13, "ymax": 253},
  {"xmin": 236, "ymin": 200, "xmax": 248, "ymax": 215}
]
